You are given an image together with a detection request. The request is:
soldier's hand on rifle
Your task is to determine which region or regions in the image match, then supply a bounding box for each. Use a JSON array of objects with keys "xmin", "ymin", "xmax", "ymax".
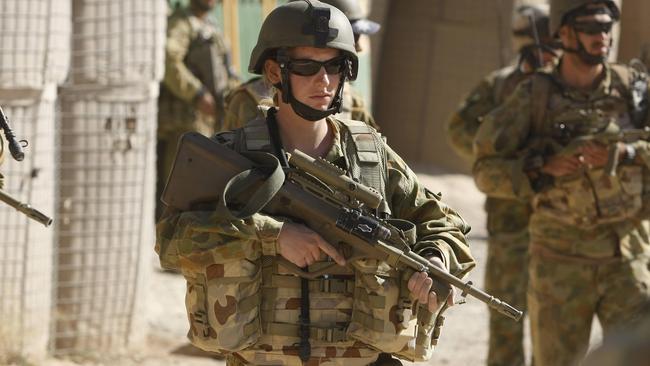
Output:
[
  {"xmin": 195, "ymin": 92, "xmax": 216, "ymax": 117},
  {"xmin": 541, "ymin": 154, "xmax": 583, "ymax": 177},
  {"xmin": 408, "ymin": 257, "xmax": 454, "ymax": 313},
  {"xmin": 277, "ymin": 222, "xmax": 346, "ymax": 268},
  {"xmin": 579, "ymin": 141, "xmax": 626, "ymax": 168}
]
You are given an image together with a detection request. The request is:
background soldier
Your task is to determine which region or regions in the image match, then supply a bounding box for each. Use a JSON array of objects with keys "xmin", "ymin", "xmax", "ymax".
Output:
[
  {"xmin": 157, "ymin": 0, "xmax": 239, "ymax": 218},
  {"xmin": 446, "ymin": 4, "xmax": 558, "ymax": 366},
  {"xmin": 473, "ymin": 0, "xmax": 650, "ymax": 365},
  {"xmin": 156, "ymin": 1, "xmax": 475, "ymax": 365},
  {"xmin": 221, "ymin": 0, "xmax": 380, "ymax": 131}
]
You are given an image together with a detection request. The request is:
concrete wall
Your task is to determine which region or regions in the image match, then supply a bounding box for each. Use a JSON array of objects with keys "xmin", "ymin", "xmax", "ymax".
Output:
[{"xmin": 372, "ymin": 0, "xmax": 515, "ymax": 173}]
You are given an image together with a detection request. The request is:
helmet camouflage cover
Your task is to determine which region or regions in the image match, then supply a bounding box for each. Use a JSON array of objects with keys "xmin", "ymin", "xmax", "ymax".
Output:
[
  {"xmin": 248, "ymin": 0, "xmax": 358, "ymax": 79},
  {"xmin": 512, "ymin": 3, "xmax": 551, "ymax": 52},
  {"xmin": 549, "ymin": 0, "xmax": 620, "ymax": 36}
]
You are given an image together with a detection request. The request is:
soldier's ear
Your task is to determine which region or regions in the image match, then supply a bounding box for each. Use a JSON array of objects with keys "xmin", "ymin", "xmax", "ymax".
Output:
[
  {"xmin": 558, "ymin": 25, "xmax": 573, "ymax": 47},
  {"xmin": 264, "ymin": 59, "xmax": 281, "ymax": 85}
]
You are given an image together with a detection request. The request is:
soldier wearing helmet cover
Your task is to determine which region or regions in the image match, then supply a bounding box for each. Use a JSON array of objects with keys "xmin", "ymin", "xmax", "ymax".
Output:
[
  {"xmin": 156, "ymin": 0, "xmax": 239, "ymax": 219},
  {"xmin": 156, "ymin": 1, "xmax": 475, "ymax": 365},
  {"xmin": 446, "ymin": 3, "xmax": 559, "ymax": 366},
  {"xmin": 473, "ymin": 0, "xmax": 650, "ymax": 365},
  {"xmin": 221, "ymin": 0, "xmax": 380, "ymax": 132}
]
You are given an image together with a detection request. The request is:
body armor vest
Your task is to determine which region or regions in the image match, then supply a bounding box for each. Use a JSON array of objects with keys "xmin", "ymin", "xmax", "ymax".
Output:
[
  {"xmin": 184, "ymin": 116, "xmax": 439, "ymax": 364},
  {"xmin": 530, "ymin": 64, "xmax": 649, "ymax": 228}
]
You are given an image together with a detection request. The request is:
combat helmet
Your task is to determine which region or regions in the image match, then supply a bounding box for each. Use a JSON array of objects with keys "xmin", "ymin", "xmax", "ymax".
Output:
[
  {"xmin": 511, "ymin": 3, "xmax": 557, "ymax": 68},
  {"xmin": 550, "ymin": 0, "xmax": 620, "ymax": 65},
  {"xmin": 319, "ymin": 0, "xmax": 380, "ymax": 36},
  {"xmin": 550, "ymin": 0, "xmax": 619, "ymax": 36},
  {"xmin": 249, "ymin": 0, "xmax": 358, "ymax": 121}
]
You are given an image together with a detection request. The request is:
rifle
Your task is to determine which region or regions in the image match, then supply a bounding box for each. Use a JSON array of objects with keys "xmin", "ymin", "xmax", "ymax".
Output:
[
  {"xmin": 0, "ymin": 189, "xmax": 53, "ymax": 227},
  {"xmin": 551, "ymin": 121, "xmax": 650, "ymax": 176},
  {"xmin": 161, "ymin": 132, "xmax": 524, "ymax": 322},
  {"xmin": 0, "ymin": 105, "xmax": 25, "ymax": 161},
  {"xmin": 0, "ymin": 105, "xmax": 53, "ymax": 226}
]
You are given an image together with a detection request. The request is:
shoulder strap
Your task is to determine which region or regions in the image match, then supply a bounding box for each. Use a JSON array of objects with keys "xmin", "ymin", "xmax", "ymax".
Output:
[
  {"xmin": 238, "ymin": 116, "xmax": 273, "ymax": 153},
  {"xmin": 336, "ymin": 118, "xmax": 390, "ymax": 215},
  {"xmin": 530, "ymin": 73, "xmax": 553, "ymax": 136}
]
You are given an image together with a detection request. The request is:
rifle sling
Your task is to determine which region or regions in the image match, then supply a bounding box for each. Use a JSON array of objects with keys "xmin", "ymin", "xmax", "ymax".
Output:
[{"xmin": 215, "ymin": 151, "xmax": 285, "ymax": 221}]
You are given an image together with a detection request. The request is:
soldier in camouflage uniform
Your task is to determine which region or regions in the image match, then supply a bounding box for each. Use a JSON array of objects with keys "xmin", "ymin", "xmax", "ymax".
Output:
[
  {"xmin": 221, "ymin": 0, "xmax": 380, "ymax": 131},
  {"xmin": 446, "ymin": 4, "xmax": 559, "ymax": 366},
  {"xmin": 157, "ymin": 0, "xmax": 239, "ymax": 218},
  {"xmin": 473, "ymin": 1, "xmax": 650, "ymax": 365},
  {"xmin": 581, "ymin": 303, "xmax": 650, "ymax": 366},
  {"xmin": 156, "ymin": 1, "xmax": 476, "ymax": 365}
]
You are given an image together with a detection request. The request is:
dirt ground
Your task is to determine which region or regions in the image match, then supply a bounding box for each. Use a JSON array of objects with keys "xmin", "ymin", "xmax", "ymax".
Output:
[{"xmin": 38, "ymin": 171, "xmax": 603, "ymax": 366}]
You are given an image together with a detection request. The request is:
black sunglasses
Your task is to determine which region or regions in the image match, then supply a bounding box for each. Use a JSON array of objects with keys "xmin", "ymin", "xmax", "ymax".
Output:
[
  {"xmin": 286, "ymin": 56, "xmax": 347, "ymax": 76},
  {"xmin": 573, "ymin": 21, "xmax": 613, "ymax": 35}
]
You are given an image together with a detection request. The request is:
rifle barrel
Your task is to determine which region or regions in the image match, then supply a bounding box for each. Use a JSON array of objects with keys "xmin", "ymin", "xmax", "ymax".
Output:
[{"xmin": 0, "ymin": 189, "xmax": 53, "ymax": 227}]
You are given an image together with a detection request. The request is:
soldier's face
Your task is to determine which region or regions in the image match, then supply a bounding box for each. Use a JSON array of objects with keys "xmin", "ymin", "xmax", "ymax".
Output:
[
  {"xmin": 562, "ymin": 5, "xmax": 614, "ymax": 60},
  {"xmin": 287, "ymin": 47, "xmax": 342, "ymax": 111}
]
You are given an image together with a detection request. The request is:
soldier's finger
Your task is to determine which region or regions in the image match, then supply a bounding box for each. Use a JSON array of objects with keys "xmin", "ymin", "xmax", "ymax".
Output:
[
  {"xmin": 419, "ymin": 277, "xmax": 433, "ymax": 304},
  {"xmin": 427, "ymin": 291, "xmax": 439, "ymax": 312},
  {"xmin": 409, "ymin": 272, "xmax": 427, "ymax": 297},
  {"xmin": 317, "ymin": 239, "xmax": 346, "ymax": 266}
]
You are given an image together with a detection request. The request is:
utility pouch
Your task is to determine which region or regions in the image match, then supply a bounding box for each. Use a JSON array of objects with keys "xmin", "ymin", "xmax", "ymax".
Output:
[{"xmin": 179, "ymin": 216, "xmax": 263, "ymax": 353}]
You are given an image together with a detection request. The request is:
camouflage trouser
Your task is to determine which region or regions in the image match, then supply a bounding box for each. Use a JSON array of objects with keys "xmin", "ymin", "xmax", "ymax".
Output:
[
  {"xmin": 528, "ymin": 249, "xmax": 650, "ymax": 366},
  {"xmin": 155, "ymin": 113, "xmax": 214, "ymax": 219},
  {"xmin": 484, "ymin": 229, "xmax": 529, "ymax": 366}
]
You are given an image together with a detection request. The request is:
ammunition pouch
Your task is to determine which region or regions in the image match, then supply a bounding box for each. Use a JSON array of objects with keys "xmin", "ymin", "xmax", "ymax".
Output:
[
  {"xmin": 533, "ymin": 165, "xmax": 643, "ymax": 228},
  {"xmin": 347, "ymin": 258, "xmax": 437, "ymax": 362},
  {"xmin": 179, "ymin": 213, "xmax": 263, "ymax": 353}
]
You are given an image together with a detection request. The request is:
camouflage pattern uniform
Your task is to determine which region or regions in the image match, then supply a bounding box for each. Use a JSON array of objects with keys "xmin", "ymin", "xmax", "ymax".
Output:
[
  {"xmin": 156, "ymin": 116, "xmax": 476, "ymax": 366},
  {"xmin": 473, "ymin": 62, "xmax": 650, "ymax": 366},
  {"xmin": 447, "ymin": 65, "xmax": 531, "ymax": 366},
  {"xmin": 222, "ymin": 77, "xmax": 378, "ymax": 131},
  {"xmin": 157, "ymin": 5, "xmax": 237, "ymax": 217},
  {"xmin": 581, "ymin": 304, "xmax": 650, "ymax": 366}
]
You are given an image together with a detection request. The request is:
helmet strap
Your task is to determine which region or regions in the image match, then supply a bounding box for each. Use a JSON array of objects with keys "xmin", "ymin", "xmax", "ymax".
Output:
[
  {"xmin": 562, "ymin": 30, "xmax": 610, "ymax": 66},
  {"xmin": 273, "ymin": 48, "xmax": 348, "ymax": 122}
]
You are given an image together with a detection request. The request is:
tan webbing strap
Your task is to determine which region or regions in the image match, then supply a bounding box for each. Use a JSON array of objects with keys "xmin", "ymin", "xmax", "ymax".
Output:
[
  {"xmin": 238, "ymin": 292, "xmax": 261, "ymax": 314},
  {"xmin": 266, "ymin": 275, "xmax": 354, "ymax": 293},
  {"xmin": 337, "ymin": 118, "xmax": 389, "ymax": 215},
  {"xmin": 351, "ymin": 310, "xmax": 385, "ymax": 333},
  {"xmin": 264, "ymin": 322, "xmax": 348, "ymax": 342},
  {"xmin": 354, "ymin": 287, "xmax": 386, "ymax": 309}
]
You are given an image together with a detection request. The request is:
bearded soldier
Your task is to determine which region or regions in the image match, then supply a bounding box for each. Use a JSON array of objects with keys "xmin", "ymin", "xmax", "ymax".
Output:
[
  {"xmin": 157, "ymin": 0, "xmax": 239, "ymax": 218},
  {"xmin": 221, "ymin": 0, "xmax": 380, "ymax": 131},
  {"xmin": 446, "ymin": 4, "xmax": 559, "ymax": 366},
  {"xmin": 473, "ymin": 1, "xmax": 650, "ymax": 365},
  {"xmin": 156, "ymin": 1, "xmax": 475, "ymax": 365}
]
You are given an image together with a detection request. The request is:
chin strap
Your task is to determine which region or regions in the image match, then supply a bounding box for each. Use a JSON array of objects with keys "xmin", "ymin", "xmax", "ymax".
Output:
[
  {"xmin": 274, "ymin": 48, "xmax": 349, "ymax": 121},
  {"xmin": 562, "ymin": 32, "xmax": 612, "ymax": 66}
]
